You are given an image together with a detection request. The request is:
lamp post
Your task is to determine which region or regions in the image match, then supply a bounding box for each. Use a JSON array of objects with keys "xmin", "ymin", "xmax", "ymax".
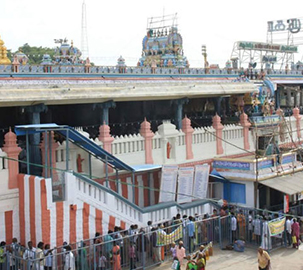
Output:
[{"xmin": 201, "ymin": 45, "xmax": 209, "ymax": 74}]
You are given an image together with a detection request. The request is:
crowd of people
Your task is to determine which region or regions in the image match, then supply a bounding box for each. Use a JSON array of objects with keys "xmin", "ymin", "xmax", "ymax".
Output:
[{"xmin": 0, "ymin": 205, "xmax": 302, "ymax": 270}]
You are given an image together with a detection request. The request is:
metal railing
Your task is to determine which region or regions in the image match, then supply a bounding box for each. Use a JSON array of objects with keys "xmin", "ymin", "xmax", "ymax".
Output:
[{"xmin": 2, "ymin": 205, "xmax": 299, "ymax": 270}]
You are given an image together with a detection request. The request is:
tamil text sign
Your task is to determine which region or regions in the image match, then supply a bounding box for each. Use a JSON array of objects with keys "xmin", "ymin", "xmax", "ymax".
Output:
[{"xmin": 238, "ymin": 41, "xmax": 298, "ymax": 53}]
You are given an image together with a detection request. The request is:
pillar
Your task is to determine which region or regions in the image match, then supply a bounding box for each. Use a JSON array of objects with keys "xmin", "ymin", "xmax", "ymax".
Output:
[
  {"xmin": 275, "ymin": 87, "xmax": 280, "ymax": 109},
  {"xmin": 140, "ymin": 118, "xmax": 154, "ymax": 164},
  {"xmin": 240, "ymin": 112, "xmax": 251, "ymax": 150},
  {"xmin": 213, "ymin": 97, "xmax": 222, "ymax": 115},
  {"xmin": 99, "ymin": 123, "xmax": 114, "ymax": 173},
  {"xmin": 25, "ymin": 104, "xmax": 48, "ymax": 176},
  {"xmin": 2, "ymin": 128, "xmax": 22, "ymax": 189},
  {"xmin": 212, "ymin": 114, "xmax": 224, "ymax": 155},
  {"xmin": 93, "ymin": 100, "xmax": 116, "ymax": 125},
  {"xmin": 300, "ymin": 87, "xmax": 303, "ymax": 107},
  {"xmin": 286, "ymin": 89, "xmax": 292, "ymax": 108},
  {"xmin": 171, "ymin": 98, "xmax": 189, "ymax": 130},
  {"xmin": 40, "ymin": 131, "xmax": 58, "ymax": 179},
  {"xmin": 292, "ymin": 107, "xmax": 302, "ymax": 140},
  {"xmin": 276, "ymin": 108, "xmax": 285, "ymax": 142},
  {"xmin": 181, "ymin": 116, "xmax": 194, "ymax": 159}
]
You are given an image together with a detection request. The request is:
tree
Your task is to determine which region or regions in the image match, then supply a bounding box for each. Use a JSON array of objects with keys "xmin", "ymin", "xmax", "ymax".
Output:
[{"xmin": 14, "ymin": 43, "xmax": 55, "ymax": 64}]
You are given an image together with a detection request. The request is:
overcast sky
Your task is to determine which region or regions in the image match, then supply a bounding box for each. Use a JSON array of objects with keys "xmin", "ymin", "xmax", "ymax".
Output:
[{"xmin": 1, "ymin": 0, "xmax": 303, "ymax": 67}]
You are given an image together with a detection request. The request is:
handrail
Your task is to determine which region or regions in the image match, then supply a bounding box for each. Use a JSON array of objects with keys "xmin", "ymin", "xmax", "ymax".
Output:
[{"xmin": 73, "ymin": 171, "xmax": 217, "ymax": 214}]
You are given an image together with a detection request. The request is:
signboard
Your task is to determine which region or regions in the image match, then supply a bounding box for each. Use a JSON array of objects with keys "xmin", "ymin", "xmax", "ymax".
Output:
[
  {"xmin": 282, "ymin": 154, "xmax": 296, "ymax": 164},
  {"xmin": 238, "ymin": 41, "xmax": 298, "ymax": 53},
  {"xmin": 262, "ymin": 55, "xmax": 277, "ymax": 63},
  {"xmin": 268, "ymin": 217, "xmax": 286, "ymax": 236},
  {"xmin": 258, "ymin": 159, "xmax": 274, "ymax": 169},
  {"xmin": 268, "ymin": 18, "xmax": 301, "ymax": 34},
  {"xmin": 193, "ymin": 164, "xmax": 210, "ymax": 200},
  {"xmin": 159, "ymin": 165, "xmax": 178, "ymax": 203},
  {"xmin": 213, "ymin": 160, "xmax": 251, "ymax": 171},
  {"xmin": 177, "ymin": 167, "xmax": 194, "ymax": 203}
]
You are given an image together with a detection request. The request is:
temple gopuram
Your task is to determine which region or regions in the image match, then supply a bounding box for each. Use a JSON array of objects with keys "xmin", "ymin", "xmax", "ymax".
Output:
[{"xmin": 138, "ymin": 14, "xmax": 189, "ymax": 69}]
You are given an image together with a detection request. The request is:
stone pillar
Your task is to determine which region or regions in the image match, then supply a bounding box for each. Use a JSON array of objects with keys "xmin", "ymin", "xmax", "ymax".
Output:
[
  {"xmin": 40, "ymin": 131, "xmax": 58, "ymax": 179},
  {"xmin": 292, "ymin": 107, "xmax": 301, "ymax": 140},
  {"xmin": 171, "ymin": 98, "xmax": 189, "ymax": 130},
  {"xmin": 213, "ymin": 97, "xmax": 222, "ymax": 115},
  {"xmin": 25, "ymin": 104, "xmax": 48, "ymax": 176},
  {"xmin": 240, "ymin": 112, "xmax": 251, "ymax": 150},
  {"xmin": 99, "ymin": 123, "xmax": 114, "ymax": 173},
  {"xmin": 275, "ymin": 87, "xmax": 280, "ymax": 109},
  {"xmin": 212, "ymin": 114, "xmax": 224, "ymax": 155},
  {"xmin": 2, "ymin": 128, "xmax": 22, "ymax": 189},
  {"xmin": 300, "ymin": 87, "xmax": 303, "ymax": 107},
  {"xmin": 286, "ymin": 89, "xmax": 292, "ymax": 108},
  {"xmin": 181, "ymin": 116, "xmax": 194, "ymax": 160},
  {"xmin": 140, "ymin": 118, "xmax": 154, "ymax": 164},
  {"xmin": 93, "ymin": 100, "xmax": 116, "ymax": 125}
]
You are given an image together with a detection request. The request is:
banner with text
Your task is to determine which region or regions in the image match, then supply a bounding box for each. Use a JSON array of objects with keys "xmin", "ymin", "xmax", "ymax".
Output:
[
  {"xmin": 268, "ymin": 217, "xmax": 286, "ymax": 236},
  {"xmin": 177, "ymin": 167, "xmax": 195, "ymax": 203},
  {"xmin": 193, "ymin": 164, "xmax": 210, "ymax": 200},
  {"xmin": 159, "ymin": 165, "xmax": 178, "ymax": 203}
]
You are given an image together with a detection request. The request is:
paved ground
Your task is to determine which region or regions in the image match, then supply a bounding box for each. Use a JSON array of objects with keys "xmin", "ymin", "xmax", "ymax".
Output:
[{"xmin": 155, "ymin": 244, "xmax": 303, "ymax": 270}]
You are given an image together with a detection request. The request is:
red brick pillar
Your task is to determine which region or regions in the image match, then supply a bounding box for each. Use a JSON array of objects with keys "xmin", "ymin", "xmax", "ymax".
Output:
[
  {"xmin": 293, "ymin": 107, "xmax": 302, "ymax": 140},
  {"xmin": 240, "ymin": 112, "xmax": 251, "ymax": 150},
  {"xmin": 2, "ymin": 128, "xmax": 21, "ymax": 189},
  {"xmin": 140, "ymin": 118, "xmax": 154, "ymax": 164},
  {"xmin": 212, "ymin": 114, "xmax": 224, "ymax": 155},
  {"xmin": 99, "ymin": 123, "xmax": 114, "ymax": 173},
  {"xmin": 181, "ymin": 116, "xmax": 194, "ymax": 159},
  {"xmin": 40, "ymin": 131, "xmax": 58, "ymax": 178}
]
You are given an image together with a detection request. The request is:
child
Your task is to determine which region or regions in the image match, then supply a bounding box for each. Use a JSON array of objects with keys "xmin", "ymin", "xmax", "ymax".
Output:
[
  {"xmin": 186, "ymin": 255, "xmax": 197, "ymax": 270},
  {"xmin": 171, "ymin": 257, "xmax": 180, "ymax": 270},
  {"xmin": 98, "ymin": 251, "xmax": 107, "ymax": 270},
  {"xmin": 170, "ymin": 243, "xmax": 177, "ymax": 260},
  {"xmin": 129, "ymin": 242, "xmax": 136, "ymax": 270}
]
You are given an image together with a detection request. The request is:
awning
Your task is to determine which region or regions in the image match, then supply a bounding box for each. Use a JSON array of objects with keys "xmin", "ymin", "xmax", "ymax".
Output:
[
  {"xmin": 260, "ymin": 171, "xmax": 303, "ymax": 195},
  {"xmin": 210, "ymin": 169, "xmax": 229, "ymax": 182}
]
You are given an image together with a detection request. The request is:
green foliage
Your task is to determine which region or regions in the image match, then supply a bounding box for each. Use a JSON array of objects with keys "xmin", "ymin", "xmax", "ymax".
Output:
[{"xmin": 16, "ymin": 43, "xmax": 55, "ymax": 64}]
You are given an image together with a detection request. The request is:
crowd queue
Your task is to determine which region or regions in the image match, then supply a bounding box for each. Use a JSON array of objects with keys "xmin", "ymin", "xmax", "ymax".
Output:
[{"xmin": 0, "ymin": 204, "xmax": 302, "ymax": 270}]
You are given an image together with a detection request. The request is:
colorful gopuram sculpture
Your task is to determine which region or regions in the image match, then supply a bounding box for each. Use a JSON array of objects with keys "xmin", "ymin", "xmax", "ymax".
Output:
[
  {"xmin": 53, "ymin": 38, "xmax": 83, "ymax": 65},
  {"xmin": 138, "ymin": 14, "xmax": 189, "ymax": 68}
]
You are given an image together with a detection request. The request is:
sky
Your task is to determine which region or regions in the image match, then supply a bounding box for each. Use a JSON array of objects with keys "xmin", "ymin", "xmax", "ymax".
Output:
[{"xmin": 1, "ymin": 0, "xmax": 303, "ymax": 67}]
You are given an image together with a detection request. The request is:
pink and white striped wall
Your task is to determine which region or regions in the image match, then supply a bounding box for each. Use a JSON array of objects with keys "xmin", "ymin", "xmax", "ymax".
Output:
[{"xmin": 18, "ymin": 174, "xmax": 126, "ymax": 247}]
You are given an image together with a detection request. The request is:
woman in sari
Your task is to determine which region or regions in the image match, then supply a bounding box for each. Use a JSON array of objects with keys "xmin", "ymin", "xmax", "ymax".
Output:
[
  {"xmin": 291, "ymin": 218, "xmax": 300, "ymax": 249},
  {"xmin": 112, "ymin": 242, "xmax": 121, "ymax": 270}
]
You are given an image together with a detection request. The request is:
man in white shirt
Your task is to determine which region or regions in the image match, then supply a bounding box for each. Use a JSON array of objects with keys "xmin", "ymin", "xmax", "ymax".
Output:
[
  {"xmin": 286, "ymin": 216, "xmax": 292, "ymax": 247},
  {"xmin": 231, "ymin": 213, "xmax": 237, "ymax": 242},
  {"xmin": 36, "ymin": 242, "xmax": 45, "ymax": 270},
  {"xmin": 23, "ymin": 241, "xmax": 36, "ymax": 269},
  {"xmin": 64, "ymin": 246, "xmax": 75, "ymax": 270}
]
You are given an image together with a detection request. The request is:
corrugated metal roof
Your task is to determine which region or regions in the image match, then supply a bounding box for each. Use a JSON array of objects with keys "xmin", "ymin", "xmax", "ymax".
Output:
[{"xmin": 260, "ymin": 171, "xmax": 303, "ymax": 195}]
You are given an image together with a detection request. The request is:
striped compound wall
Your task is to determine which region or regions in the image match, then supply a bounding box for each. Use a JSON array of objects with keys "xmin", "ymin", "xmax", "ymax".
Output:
[{"xmin": 18, "ymin": 174, "xmax": 128, "ymax": 248}]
